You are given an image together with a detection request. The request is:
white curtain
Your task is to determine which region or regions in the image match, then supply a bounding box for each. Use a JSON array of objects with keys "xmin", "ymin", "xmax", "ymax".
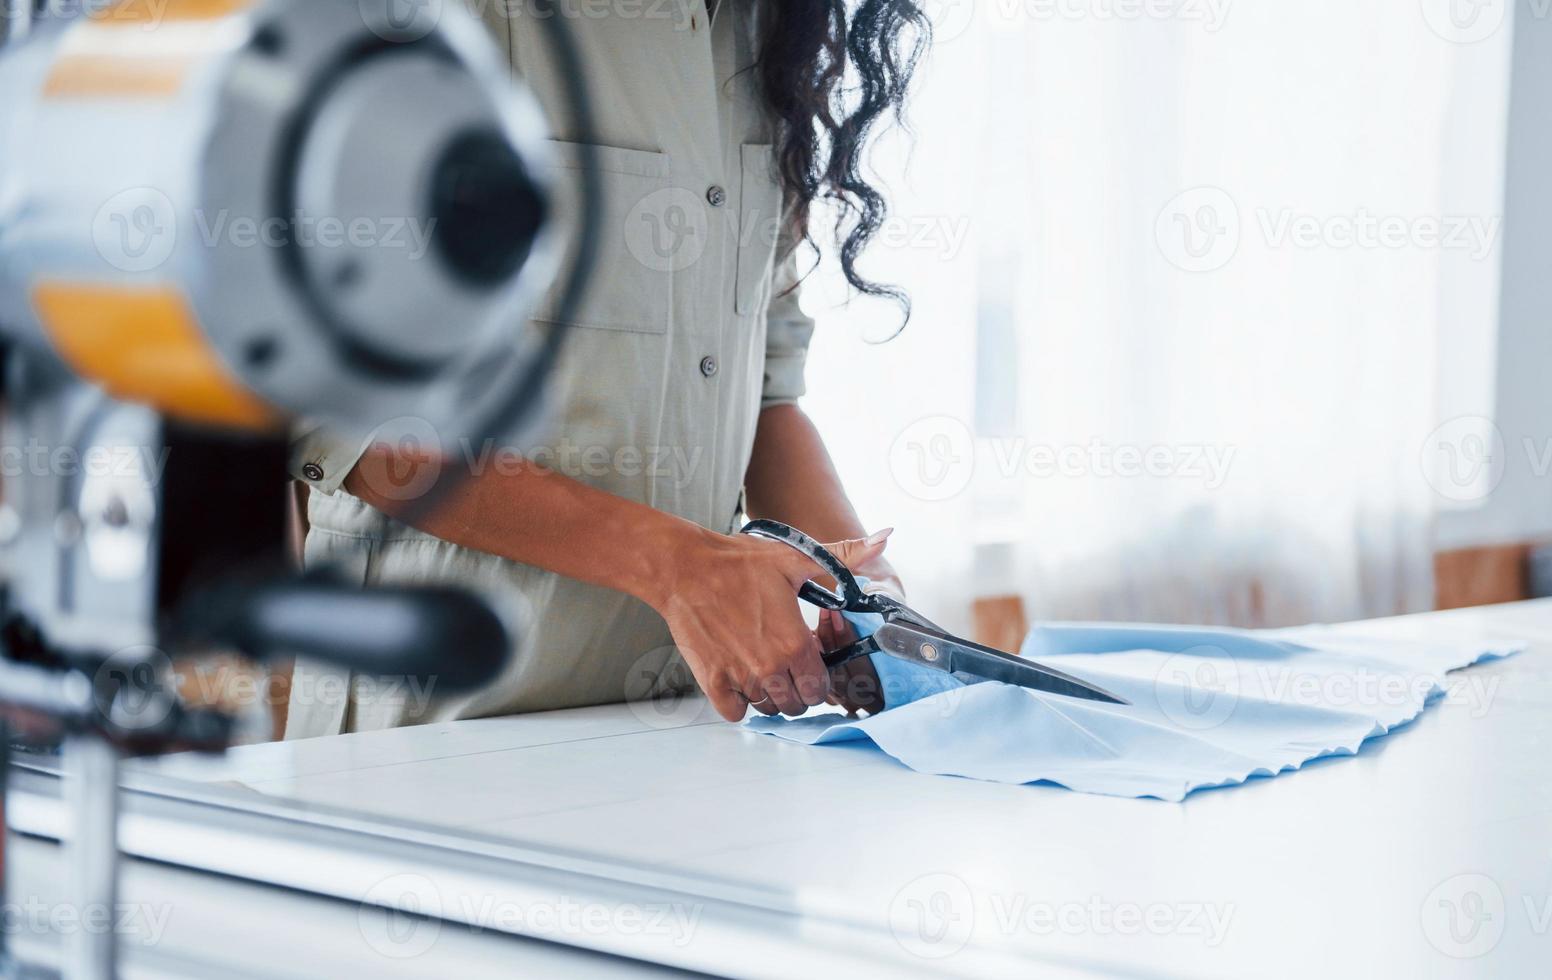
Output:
[{"xmin": 802, "ymin": 0, "xmax": 1513, "ymax": 632}]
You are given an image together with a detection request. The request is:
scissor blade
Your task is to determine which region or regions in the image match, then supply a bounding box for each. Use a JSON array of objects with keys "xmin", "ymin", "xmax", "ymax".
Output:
[
  {"xmin": 950, "ymin": 643, "xmax": 1129, "ymax": 704},
  {"xmin": 877, "ymin": 623, "xmax": 1129, "ymax": 705}
]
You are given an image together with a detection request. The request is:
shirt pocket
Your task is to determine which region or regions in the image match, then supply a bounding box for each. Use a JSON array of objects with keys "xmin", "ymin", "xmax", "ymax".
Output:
[
  {"xmin": 734, "ymin": 143, "xmax": 783, "ymax": 317},
  {"xmin": 531, "ymin": 142, "xmax": 673, "ymax": 335}
]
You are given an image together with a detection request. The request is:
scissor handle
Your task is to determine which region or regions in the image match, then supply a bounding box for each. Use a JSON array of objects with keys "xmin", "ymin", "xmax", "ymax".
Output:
[{"xmin": 739, "ymin": 519, "xmax": 872, "ymax": 612}]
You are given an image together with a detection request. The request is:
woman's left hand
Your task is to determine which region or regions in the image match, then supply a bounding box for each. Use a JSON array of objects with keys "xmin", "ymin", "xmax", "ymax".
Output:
[{"xmin": 813, "ymin": 531, "xmax": 904, "ymax": 716}]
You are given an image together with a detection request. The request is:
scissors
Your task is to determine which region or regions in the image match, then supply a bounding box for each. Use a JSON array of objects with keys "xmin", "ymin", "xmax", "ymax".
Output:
[{"xmin": 740, "ymin": 520, "xmax": 1128, "ymax": 705}]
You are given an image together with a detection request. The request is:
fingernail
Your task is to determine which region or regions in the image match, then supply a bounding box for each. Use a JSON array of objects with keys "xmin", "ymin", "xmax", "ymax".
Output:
[{"xmin": 865, "ymin": 527, "xmax": 895, "ymax": 546}]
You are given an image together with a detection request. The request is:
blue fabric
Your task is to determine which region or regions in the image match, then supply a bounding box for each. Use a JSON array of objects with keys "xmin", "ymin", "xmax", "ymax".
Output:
[
  {"xmin": 849, "ymin": 610, "xmax": 962, "ymax": 704},
  {"xmin": 752, "ymin": 617, "xmax": 1518, "ymax": 801}
]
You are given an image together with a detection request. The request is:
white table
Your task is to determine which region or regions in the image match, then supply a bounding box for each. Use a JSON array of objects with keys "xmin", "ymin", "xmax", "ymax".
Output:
[{"xmin": 126, "ymin": 600, "xmax": 1552, "ymax": 978}]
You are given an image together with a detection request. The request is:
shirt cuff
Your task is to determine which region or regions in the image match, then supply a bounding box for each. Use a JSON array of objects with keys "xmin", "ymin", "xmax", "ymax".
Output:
[
  {"xmin": 289, "ymin": 423, "xmax": 374, "ymax": 496},
  {"xmin": 760, "ymin": 350, "xmax": 809, "ymax": 408}
]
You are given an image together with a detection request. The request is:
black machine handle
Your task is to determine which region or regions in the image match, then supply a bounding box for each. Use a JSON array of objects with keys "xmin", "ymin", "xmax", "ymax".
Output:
[{"xmin": 180, "ymin": 573, "xmax": 510, "ymax": 693}]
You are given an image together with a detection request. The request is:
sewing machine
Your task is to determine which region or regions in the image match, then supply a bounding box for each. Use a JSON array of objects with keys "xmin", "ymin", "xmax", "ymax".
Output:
[{"xmin": 0, "ymin": 1, "xmax": 594, "ymax": 976}]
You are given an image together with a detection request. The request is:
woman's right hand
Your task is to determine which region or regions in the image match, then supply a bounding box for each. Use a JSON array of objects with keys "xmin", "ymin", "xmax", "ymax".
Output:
[{"xmin": 650, "ymin": 528, "xmax": 889, "ymax": 722}]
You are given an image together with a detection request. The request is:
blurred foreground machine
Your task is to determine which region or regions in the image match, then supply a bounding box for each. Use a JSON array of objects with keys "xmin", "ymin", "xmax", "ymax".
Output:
[{"xmin": 0, "ymin": 0, "xmax": 575, "ymax": 976}]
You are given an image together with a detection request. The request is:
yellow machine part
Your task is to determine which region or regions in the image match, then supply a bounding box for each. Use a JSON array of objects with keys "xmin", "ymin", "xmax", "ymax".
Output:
[
  {"xmin": 31, "ymin": 282, "xmax": 280, "ymax": 430},
  {"xmin": 43, "ymin": 0, "xmax": 255, "ymax": 99}
]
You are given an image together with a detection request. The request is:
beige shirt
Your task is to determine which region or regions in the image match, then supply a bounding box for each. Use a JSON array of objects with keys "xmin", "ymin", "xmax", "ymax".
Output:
[{"xmin": 284, "ymin": 0, "xmax": 814, "ymax": 737}]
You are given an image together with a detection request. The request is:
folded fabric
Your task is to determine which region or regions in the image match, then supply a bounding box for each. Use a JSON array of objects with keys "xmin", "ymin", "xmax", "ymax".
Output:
[{"xmin": 748, "ymin": 618, "xmax": 1519, "ymax": 801}]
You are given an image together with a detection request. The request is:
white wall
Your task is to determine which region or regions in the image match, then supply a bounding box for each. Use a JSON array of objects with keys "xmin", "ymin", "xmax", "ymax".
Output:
[{"xmin": 1436, "ymin": 0, "xmax": 1552, "ymax": 549}]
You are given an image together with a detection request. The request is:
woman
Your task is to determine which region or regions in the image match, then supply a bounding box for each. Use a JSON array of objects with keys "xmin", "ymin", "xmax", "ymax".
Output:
[{"xmin": 284, "ymin": 0, "xmax": 929, "ymax": 735}]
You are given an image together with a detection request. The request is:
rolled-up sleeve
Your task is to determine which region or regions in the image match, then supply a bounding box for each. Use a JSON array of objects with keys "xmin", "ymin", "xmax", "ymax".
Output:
[
  {"xmin": 761, "ymin": 230, "xmax": 817, "ymax": 408},
  {"xmin": 289, "ymin": 421, "xmax": 374, "ymax": 496}
]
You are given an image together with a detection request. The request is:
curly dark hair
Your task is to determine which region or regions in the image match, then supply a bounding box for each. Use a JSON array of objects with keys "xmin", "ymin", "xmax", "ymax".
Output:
[{"xmin": 754, "ymin": 0, "xmax": 930, "ymax": 329}]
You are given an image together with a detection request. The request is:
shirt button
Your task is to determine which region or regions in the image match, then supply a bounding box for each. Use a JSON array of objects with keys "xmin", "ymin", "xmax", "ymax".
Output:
[
  {"xmin": 705, "ymin": 185, "xmax": 727, "ymax": 208},
  {"xmin": 699, "ymin": 355, "xmax": 719, "ymax": 378},
  {"xmin": 301, "ymin": 462, "xmax": 325, "ymax": 482}
]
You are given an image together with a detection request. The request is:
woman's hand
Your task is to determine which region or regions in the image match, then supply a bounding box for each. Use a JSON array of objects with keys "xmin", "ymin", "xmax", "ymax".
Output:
[
  {"xmin": 815, "ymin": 531, "xmax": 901, "ymax": 716},
  {"xmin": 650, "ymin": 528, "xmax": 892, "ymax": 722}
]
